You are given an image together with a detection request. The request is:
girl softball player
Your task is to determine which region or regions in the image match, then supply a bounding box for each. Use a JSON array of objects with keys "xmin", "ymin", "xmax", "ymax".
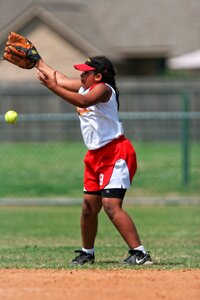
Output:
[{"xmin": 37, "ymin": 56, "xmax": 153, "ymax": 265}]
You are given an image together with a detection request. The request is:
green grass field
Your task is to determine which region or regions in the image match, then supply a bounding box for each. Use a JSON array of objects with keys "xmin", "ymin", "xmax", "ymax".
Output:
[
  {"xmin": 0, "ymin": 205, "xmax": 199, "ymax": 269},
  {"xmin": 0, "ymin": 141, "xmax": 199, "ymax": 198}
]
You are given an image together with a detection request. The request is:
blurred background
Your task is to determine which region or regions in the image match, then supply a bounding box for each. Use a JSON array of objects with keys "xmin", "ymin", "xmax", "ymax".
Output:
[{"xmin": 0, "ymin": 0, "xmax": 199, "ymax": 203}]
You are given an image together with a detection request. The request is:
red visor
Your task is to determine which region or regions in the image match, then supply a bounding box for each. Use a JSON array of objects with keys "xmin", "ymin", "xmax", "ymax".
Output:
[{"xmin": 74, "ymin": 63, "xmax": 96, "ymax": 71}]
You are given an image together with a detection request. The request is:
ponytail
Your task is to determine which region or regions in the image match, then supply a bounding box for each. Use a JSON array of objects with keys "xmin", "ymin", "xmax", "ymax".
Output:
[
  {"xmin": 102, "ymin": 70, "xmax": 120, "ymax": 110},
  {"xmin": 91, "ymin": 56, "xmax": 120, "ymax": 110}
]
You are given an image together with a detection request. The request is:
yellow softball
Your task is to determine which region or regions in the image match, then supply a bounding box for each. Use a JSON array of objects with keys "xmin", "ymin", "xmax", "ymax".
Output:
[{"xmin": 5, "ymin": 110, "xmax": 18, "ymax": 124}]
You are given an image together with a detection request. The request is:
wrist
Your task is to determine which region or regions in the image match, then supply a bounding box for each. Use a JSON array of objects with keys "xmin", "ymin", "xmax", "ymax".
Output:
[{"xmin": 35, "ymin": 58, "xmax": 44, "ymax": 69}]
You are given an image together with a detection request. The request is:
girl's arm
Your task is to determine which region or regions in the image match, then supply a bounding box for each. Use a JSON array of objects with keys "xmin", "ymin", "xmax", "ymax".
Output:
[
  {"xmin": 37, "ymin": 68, "xmax": 111, "ymax": 108},
  {"xmin": 36, "ymin": 59, "xmax": 81, "ymax": 92}
]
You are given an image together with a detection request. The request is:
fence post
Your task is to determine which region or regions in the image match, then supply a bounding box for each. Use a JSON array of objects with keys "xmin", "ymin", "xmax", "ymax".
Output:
[{"xmin": 181, "ymin": 90, "xmax": 190, "ymax": 186}]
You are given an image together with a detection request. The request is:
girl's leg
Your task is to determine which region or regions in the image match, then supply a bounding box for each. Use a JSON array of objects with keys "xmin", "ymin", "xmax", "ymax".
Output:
[
  {"xmin": 102, "ymin": 197, "xmax": 141, "ymax": 248},
  {"xmin": 101, "ymin": 195, "xmax": 153, "ymax": 265},
  {"xmin": 81, "ymin": 193, "xmax": 102, "ymax": 249}
]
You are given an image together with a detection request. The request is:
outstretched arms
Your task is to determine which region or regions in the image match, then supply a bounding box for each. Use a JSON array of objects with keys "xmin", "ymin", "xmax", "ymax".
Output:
[
  {"xmin": 37, "ymin": 67, "xmax": 111, "ymax": 108},
  {"xmin": 3, "ymin": 32, "xmax": 111, "ymax": 108}
]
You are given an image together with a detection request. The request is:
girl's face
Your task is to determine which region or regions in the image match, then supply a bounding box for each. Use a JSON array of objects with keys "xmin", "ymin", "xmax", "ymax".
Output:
[{"xmin": 80, "ymin": 71, "xmax": 102, "ymax": 89}]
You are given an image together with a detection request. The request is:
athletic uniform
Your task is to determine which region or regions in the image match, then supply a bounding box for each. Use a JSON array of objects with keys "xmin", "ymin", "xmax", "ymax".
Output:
[{"xmin": 77, "ymin": 83, "xmax": 137, "ymax": 196}]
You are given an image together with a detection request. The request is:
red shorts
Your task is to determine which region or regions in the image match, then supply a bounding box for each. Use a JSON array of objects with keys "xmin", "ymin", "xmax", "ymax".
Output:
[{"xmin": 84, "ymin": 135, "xmax": 137, "ymax": 192}]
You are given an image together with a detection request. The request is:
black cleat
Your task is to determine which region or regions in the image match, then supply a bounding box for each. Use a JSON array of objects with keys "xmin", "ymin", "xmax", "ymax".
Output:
[
  {"xmin": 71, "ymin": 250, "xmax": 95, "ymax": 265},
  {"xmin": 123, "ymin": 249, "xmax": 153, "ymax": 265}
]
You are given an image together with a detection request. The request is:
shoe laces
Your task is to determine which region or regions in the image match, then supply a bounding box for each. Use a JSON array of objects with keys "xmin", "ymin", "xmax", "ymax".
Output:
[
  {"xmin": 128, "ymin": 249, "xmax": 150, "ymax": 258},
  {"xmin": 74, "ymin": 250, "xmax": 94, "ymax": 259},
  {"xmin": 74, "ymin": 250, "xmax": 86, "ymax": 256}
]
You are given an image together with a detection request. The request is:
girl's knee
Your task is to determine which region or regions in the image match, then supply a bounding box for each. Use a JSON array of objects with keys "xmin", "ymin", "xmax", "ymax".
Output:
[
  {"xmin": 82, "ymin": 197, "xmax": 92, "ymax": 217},
  {"xmin": 82, "ymin": 196, "xmax": 101, "ymax": 217},
  {"xmin": 102, "ymin": 199, "xmax": 119, "ymax": 220}
]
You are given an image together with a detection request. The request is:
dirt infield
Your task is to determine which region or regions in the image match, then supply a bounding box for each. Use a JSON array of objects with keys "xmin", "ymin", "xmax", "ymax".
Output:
[{"xmin": 0, "ymin": 269, "xmax": 199, "ymax": 300}]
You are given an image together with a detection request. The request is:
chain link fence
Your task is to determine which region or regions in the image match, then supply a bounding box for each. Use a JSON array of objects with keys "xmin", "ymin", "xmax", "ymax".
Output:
[{"xmin": 0, "ymin": 80, "xmax": 199, "ymax": 202}]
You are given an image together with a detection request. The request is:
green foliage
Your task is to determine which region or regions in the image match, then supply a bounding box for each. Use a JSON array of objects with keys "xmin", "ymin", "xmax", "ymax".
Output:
[
  {"xmin": 162, "ymin": 69, "xmax": 200, "ymax": 80},
  {"xmin": 0, "ymin": 205, "xmax": 199, "ymax": 269},
  {"xmin": 0, "ymin": 141, "xmax": 199, "ymax": 198}
]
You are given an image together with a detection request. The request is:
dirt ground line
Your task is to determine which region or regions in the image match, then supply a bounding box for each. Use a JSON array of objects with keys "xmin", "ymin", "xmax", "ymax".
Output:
[{"xmin": 0, "ymin": 269, "xmax": 199, "ymax": 300}]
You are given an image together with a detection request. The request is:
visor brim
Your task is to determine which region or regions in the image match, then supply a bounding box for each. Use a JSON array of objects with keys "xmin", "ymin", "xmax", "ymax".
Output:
[{"xmin": 74, "ymin": 63, "xmax": 96, "ymax": 71}]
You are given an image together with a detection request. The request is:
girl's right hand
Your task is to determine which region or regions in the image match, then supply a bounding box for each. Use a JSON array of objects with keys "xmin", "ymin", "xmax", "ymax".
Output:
[{"xmin": 37, "ymin": 68, "xmax": 57, "ymax": 90}]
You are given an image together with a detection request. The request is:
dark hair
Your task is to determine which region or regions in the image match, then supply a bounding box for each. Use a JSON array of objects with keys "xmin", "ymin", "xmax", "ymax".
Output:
[{"xmin": 89, "ymin": 56, "xmax": 119, "ymax": 110}]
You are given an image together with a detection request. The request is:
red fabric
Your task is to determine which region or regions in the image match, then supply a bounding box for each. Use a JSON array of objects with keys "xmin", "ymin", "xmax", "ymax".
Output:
[
  {"xmin": 83, "ymin": 135, "xmax": 137, "ymax": 191},
  {"xmin": 74, "ymin": 63, "xmax": 96, "ymax": 71},
  {"xmin": 89, "ymin": 82, "xmax": 105, "ymax": 91}
]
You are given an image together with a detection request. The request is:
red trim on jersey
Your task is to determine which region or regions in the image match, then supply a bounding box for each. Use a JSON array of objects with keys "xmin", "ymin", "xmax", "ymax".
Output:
[{"xmin": 89, "ymin": 82, "xmax": 105, "ymax": 91}]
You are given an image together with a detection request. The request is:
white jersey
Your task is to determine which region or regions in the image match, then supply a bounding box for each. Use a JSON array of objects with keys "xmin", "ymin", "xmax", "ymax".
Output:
[{"xmin": 77, "ymin": 83, "xmax": 124, "ymax": 150}]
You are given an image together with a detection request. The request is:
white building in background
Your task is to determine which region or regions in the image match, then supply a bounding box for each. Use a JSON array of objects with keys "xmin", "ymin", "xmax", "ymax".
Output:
[{"xmin": 167, "ymin": 50, "xmax": 200, "ymax": 70}]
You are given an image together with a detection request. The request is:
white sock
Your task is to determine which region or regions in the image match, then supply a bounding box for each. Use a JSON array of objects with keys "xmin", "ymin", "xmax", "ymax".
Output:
[
  {"xmin": 133, "ymin": 245, "xmax": 146, "ymax": 254},
  {"xmin": 82, "ymin": 247, "xmax": 94, "ymax": 255}
]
